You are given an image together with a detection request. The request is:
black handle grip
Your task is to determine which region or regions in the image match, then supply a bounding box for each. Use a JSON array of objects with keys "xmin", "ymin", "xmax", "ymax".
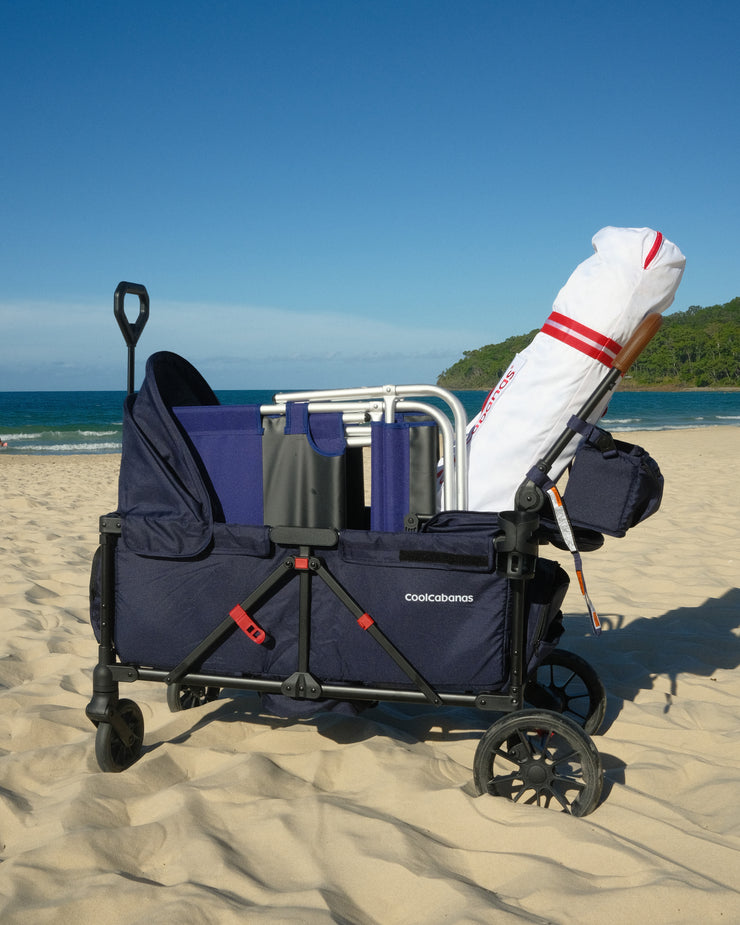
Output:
[
  {"xmin": 114, "ymin": 281, "xmax": 149, "ymax": 347},
  {"xmin": 114, "ymin": 282, "xmax": 150, "ymax": 394}
]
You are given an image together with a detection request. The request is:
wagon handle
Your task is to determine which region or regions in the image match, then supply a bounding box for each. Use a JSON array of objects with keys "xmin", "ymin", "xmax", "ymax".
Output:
[
  {"xmin": 612, "ymin": 312, "xmax": 662, "ymax": 375},
  {"xmin": 114, "ymin": 282, "xmax": 150, "ymax": 394}
]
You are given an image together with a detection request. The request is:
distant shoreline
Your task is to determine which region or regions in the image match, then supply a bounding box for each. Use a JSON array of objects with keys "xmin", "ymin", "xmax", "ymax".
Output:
[{"xmin": 618, "ymin": 383, "xmax": 740, "ymax": 393}]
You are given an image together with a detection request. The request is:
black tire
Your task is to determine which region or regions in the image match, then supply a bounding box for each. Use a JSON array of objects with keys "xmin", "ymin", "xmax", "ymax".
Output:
[
  {"xmin": 95, "ymin": 698, "xmax": 144, "ymax": 772},
  {"xmin": 525, "ymin": 649, "xmax": 607, "ymax": 735},
  {"xmin": 473, "ymin": 709, "xmax": 603, "ymax": 816},
  {"xmin": 166, "ymin": 683, "xmax": 220, "ymax": 712}
]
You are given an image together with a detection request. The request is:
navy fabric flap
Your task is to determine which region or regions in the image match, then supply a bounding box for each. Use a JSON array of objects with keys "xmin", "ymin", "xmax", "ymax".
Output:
[
  {"xmin": 211, "ymin": 523, "xmax": 273, "ymax": 557},
  {"xmin": 422, "ymin": 510, "xmax": 502, "ymax": 537}
]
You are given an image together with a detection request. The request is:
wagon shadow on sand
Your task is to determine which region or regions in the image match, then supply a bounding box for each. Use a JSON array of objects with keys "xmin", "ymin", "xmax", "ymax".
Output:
[{"xmin": 566, "ymin": 587, "xmax": 740, "ymax": 729}]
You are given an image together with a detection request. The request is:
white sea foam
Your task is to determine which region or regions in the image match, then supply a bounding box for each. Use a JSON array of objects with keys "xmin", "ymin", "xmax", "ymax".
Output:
[{"xmin": 14, "ymin": 442, "xmax": 122, "ymax": 454}]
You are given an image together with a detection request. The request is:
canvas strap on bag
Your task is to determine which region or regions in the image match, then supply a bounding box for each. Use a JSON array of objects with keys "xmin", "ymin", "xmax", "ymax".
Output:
[{"xmin": 546, "ymin": 485, "xmax": 602, "ymax": 636}]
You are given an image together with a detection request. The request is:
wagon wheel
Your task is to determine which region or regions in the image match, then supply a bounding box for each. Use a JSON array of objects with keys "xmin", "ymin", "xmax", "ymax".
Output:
[
  {"xmin": 473, "ymin": 709, "xmax": 603, "ymax": 816},
  {"xmin": 525, "ymin": 649, "xmax": 607, "ymax": 735},
  {"xmin": 166, "ymin": 683, "xmax": 220, "ymax": 712},
  {"xmin": 95, "ymin": 698, "xmax": 144, "ymax": 772}
]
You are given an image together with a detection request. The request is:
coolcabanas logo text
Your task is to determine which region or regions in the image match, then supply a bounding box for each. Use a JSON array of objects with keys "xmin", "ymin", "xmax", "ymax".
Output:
[{"xmin": 404, "ymin": 592, "xmax": 474, "ymax": 603}]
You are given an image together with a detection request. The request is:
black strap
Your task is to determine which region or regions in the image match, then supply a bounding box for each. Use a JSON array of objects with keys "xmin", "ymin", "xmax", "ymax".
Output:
[{"xmin": 567, "ymin": 416, "xmax": 618, "ymax": 456}]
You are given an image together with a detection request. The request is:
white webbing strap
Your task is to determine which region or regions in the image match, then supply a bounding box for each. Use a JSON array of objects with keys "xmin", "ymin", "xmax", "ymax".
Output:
[{"xmin": 546, "ymin": 485, "xmax": 602, "ymax": 636}]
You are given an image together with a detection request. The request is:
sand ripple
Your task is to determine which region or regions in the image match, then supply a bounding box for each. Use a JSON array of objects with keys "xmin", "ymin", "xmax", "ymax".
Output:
[{"xmin": 2, "ymin": 438, "xmax": 740, "ymax": 924}]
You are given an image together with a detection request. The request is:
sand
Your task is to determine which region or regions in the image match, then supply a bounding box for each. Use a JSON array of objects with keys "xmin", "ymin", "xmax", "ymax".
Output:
[{"xmin": 1, "ymin": 428, "xmax": 739, "ymax": 924}]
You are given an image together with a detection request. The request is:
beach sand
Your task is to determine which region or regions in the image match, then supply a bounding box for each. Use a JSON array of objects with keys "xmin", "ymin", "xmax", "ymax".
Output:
[{"xmin": 1, "ymin": 428, "xmax": 739, "ymax": 923}]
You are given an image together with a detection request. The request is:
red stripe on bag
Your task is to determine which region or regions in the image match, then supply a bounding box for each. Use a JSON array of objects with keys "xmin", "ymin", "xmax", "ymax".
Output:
[
  {"xmin": 541, "ymin": 325, "xmax": 615, "ymax": 365},
  {"xmin": 541, "ymin": 312, "xmax": 622, "ymax": 367},
  {"xmin": 547, "ymin": 311, "xmax": 622, "ymax": 355},
  {"xmin": 643, "ymin": 231, "xmax": 663, "ymax": 269}
]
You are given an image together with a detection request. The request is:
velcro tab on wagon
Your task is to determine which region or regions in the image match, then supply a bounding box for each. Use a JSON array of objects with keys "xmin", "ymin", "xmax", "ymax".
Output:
[{"xmin": 338, "ymin": 529, "xmax": 495, "ymax": 572}]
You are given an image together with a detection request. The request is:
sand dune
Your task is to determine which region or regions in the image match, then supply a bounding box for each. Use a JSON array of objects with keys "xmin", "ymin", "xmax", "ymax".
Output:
[{"xmin": 1, "ymin": 430, "xmax": 739, "ymax": 923}]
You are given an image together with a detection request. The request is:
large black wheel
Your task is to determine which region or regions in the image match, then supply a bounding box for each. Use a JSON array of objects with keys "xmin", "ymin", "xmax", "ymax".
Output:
[
  {"xmin": 95, "ymin": 698, "xmax": 144, "ymax": 772},
  {"xmin": 166, "ymin": 683, "xmax": 220, "ymax": 712},
  {"xmin": 473, "ymin": 709, "xmax": 603, "ymax": 816},
  {"xmin": 525, "ymin": 649, "xmax": 607, "ymax": 735}
]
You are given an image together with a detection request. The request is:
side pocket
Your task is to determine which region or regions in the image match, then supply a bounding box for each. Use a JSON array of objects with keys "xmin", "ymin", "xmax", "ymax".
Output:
[
  {"xmin": 526, "ymin": 560, "xmax": 569, "ymax": 674},
  {"xmin": 89, "ymin": 546, "xmax": 102, "ymax": 642}
]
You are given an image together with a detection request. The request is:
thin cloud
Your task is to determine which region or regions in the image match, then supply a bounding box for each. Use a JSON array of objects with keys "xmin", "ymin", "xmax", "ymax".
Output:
[{"xmin": 0, "ymin": 298, "xmax": 486, "ymax": 390}]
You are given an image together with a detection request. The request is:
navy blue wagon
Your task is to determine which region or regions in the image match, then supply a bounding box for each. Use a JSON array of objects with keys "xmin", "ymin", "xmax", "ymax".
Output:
[{"xmin": 87, "ymin": 283, "xmax": 664, "ymax": 816}]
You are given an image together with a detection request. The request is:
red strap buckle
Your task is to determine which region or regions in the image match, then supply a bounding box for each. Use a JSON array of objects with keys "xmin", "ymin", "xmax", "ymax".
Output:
[
  {"xmin": 229, "ymin": 604, "xmax": 266, "ymax": 645},
  {"xmin": 357, "ymin": 613, "xmax": 374, "ymax": 631}
]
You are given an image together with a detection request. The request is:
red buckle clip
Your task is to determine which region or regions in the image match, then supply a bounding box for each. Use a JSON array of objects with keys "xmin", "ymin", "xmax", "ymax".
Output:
[
  {"xmin": 357, "ymin": 613, "xmax": 374, "ymax": 631},
  {"xmin": 229, "ymin": 604, "xmax": 266, "ymax": 645}
]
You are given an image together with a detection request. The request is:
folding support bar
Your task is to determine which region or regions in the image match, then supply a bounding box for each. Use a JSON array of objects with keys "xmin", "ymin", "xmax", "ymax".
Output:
[{"xmin": 125, "ymin": 667, "xmax": 515, "ymax": 711}]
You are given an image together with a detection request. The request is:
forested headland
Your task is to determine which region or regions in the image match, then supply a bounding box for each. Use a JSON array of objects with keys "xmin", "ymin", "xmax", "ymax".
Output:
[{"xmin": 437, "ymin": 298, "xmax": 740, "ymax": 390}]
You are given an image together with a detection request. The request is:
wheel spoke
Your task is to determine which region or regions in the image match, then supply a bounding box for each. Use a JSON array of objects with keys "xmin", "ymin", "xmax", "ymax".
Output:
[
  {"xmin": 515, "ymin": 728, "xmax": 535, "ymax": 758},
  {"xmin": 553, "ymin": 774, "xmax": 585, "ymax": 791},
  {"xmin": 531, "ymin": 733, "xmax": 552, "ymax": 759},
  {"xmin": 491, "ymin": 771, "xmax": 525, "ymax": 787},
  {"xmin": 548, "ymin": 786, "xmax": 572, "ymax": 811},
  {"xmin": 552, "ymin": 748, "xmax": 580, "ymax": 766},
  {"xmin": 540, "ymin": 788, "xmax": 556, "ymax": 809}
]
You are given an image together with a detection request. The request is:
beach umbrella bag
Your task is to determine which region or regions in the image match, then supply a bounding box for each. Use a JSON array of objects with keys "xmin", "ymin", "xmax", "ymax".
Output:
[{"xmin": 86, "ymin": 228, "xmax": 685, "ymax": 817}]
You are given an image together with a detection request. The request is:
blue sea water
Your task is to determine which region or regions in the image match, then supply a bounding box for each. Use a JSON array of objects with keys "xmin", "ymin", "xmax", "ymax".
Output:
[{"xmin": 1, "ymin": 388, "xmax": 738, "ymax": 455}]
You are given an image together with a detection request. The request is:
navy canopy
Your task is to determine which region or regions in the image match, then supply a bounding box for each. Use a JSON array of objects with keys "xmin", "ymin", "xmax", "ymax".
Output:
[{"xmin": 118, "ymin": 351, "xmax": 220, "ymax": 558}]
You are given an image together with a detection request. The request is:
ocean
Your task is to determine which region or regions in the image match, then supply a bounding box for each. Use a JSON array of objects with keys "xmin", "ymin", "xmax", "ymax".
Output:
[{"xmin": 1, "ymin": 389, "xmax": 738, "ymax": 455}]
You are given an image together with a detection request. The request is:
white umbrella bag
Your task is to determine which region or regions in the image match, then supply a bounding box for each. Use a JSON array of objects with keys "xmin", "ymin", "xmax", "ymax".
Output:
[{"xmin": 464, "ymin": 227, "xmax": 686, "ymax": 513}]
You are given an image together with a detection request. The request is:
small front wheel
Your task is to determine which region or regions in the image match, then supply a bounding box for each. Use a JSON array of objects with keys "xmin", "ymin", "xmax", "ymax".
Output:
[
  {"xmin": 95, "ymin": 699, "xmax": 144, "ymax": 772},
  {"xmin": 473, "ymin": 709, "xmax": 603, "ymax": 816},
  {"xmin": 167, "ymin": 683, "xmax": 220, "ymax": 712}
]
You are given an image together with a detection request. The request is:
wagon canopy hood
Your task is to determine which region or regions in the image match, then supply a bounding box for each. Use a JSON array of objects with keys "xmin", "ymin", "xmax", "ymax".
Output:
[{"xmin": 117, "ymin": 351, "xmax": 220, "ymax": 557}]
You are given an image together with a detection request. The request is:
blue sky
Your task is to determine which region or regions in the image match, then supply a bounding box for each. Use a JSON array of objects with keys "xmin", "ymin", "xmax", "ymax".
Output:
[{"xmin": 1, "ymin": 0, "xmax": 738, "ymax": 391}]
